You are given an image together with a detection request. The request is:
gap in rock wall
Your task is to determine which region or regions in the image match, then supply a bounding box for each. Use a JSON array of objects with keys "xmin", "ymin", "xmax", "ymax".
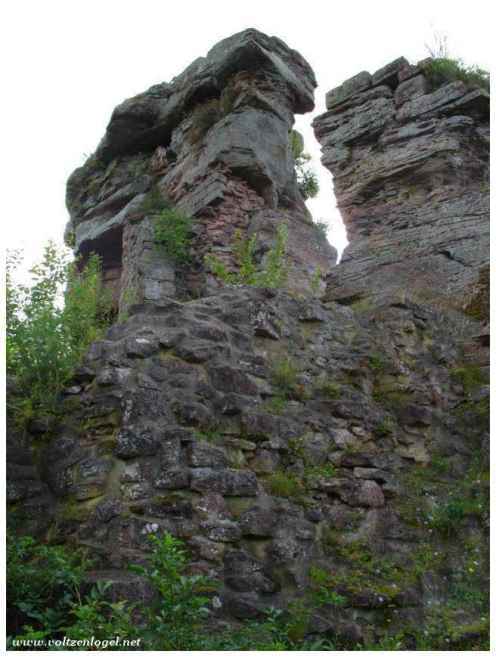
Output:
[{"xmin": 294, "ymin": 113, "xmax": 348, "ymax": 261}]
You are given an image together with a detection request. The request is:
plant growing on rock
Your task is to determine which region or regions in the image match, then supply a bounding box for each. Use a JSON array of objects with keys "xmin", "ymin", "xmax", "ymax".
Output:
[
  {"xmin": 205, "ymin": 223, "xmax": 289, "ymax": 288},
  {"xmin": 270, "ymin": 356, "xmax": 298, "ymax": 395},
  {"xmin": 266, "ymin": 471, "xmax": 304, "ymax": 499},
  {"xmin": 425, "ymin": 34, "xmax": 489, "ymax": 91},
  {"xmin": 153, "ymin": 208, "xmax": 193, "ymax": 263},
  {"xmin": 141, "ymin": 185, "xmax": 172, "ymax": 215},
  {"xmin": 290, "ymin": 130, "xmax": 319, "ymax": 199},
  {"xmin": 6, "ymin": 245, "xmax": 112, "ymax": 428}
]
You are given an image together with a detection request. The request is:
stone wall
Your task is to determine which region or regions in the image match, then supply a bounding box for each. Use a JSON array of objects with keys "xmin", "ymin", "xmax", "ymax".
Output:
[{"xmin": 313, "ymin": 57, "xmax": 489, "ymax": 310}]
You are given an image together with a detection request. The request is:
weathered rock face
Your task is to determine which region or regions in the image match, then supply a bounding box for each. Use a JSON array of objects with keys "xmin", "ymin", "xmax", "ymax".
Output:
[
  {"xmin": 8, "ymin": 287, "xmax": 489, "ymax": 643},
  {"xmin": 313, "ymin": 57, "xmax": 489, "ymax": 311},
  {"xmin": 8, "ymin": 36, "xmax": 490, "ymax": 648},
  {"xmin": 66, "ymin": 29, "xmax": 336, "ymax": 311}
]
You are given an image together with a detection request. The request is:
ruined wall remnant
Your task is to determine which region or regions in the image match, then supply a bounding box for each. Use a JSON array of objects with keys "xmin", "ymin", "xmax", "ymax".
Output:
[
  {"xmin": 66, "ymin": 29, "xmax": 336, "ymax": 312},
  {"xmin": 313, "ymin": 57, "xmax": 489, "ymax": 309},
  {"xmin": 8, "ymin": 35, "xmax": 490, "ymax": 648}
]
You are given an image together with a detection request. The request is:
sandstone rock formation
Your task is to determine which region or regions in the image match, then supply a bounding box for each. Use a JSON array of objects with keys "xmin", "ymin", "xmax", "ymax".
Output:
[
  {"xmin": 66, "ymin": 29, "xmax": 336, "ymax": 311},
  {"xmin": 7, "ymin": 34, "xmax": 490, "ymax": 648},
  {"xmin": 313, "ymin": 57, "xmax": 489, "ymax": 310}
]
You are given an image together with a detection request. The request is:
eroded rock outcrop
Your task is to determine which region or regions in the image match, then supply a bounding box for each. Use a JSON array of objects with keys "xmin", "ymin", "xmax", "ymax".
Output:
[
  {"xmin": 8, "ymin": 35, "xmax": 490, "ymax": 648},
  {"xmin": 313, "ymin": 57, "xmax": 489, "ymax": 310},
  {"xmin": 66, "ymin": 29, "xmax": 336, "ymax": 311}
]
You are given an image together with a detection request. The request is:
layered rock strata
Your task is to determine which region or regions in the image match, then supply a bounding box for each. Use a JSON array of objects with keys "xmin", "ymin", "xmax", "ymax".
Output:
[
  {"xmin": 66, "ymin": 29, "xmax": 336, "ymax": 312},
  {"xmin": 313, "ymin": 57, "xmax": 489, "ymax": 310},
  {"xmin": 7, "ymin": 36, "xmax": 490, "ymax": 648}
]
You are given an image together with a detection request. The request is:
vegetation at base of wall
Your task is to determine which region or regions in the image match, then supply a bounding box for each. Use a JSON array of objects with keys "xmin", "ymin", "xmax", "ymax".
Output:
[
  {"xmin": 8, "ymin": 520, "xmax": 488, "ymax": 651},
  {"xmin": 153, "ymin": 208, "xmax": 194, "ymax": 263},
  {"xmin": 6, "ymin": 244, "xmax": 112, "ymax": 429},
  {"xmin": 290, "ymin": 130, "xmax": 319, "ymax": 200},
  {"xmin": 7, "ymin": 532, "xmax": 336, "ymax": 651},
  {"xmin": 205, "ymin": 223, "xmax": 289, "ymax": 289}
]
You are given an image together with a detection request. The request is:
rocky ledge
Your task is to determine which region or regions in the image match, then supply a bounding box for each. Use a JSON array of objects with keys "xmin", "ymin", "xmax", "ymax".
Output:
[
  {"xmin": 313, "ymin": 57, "xmax": 489, "ymax": 311},
  {"xmin": 66, "ymin": 29, "xmax": 336, "ymax": 311}
]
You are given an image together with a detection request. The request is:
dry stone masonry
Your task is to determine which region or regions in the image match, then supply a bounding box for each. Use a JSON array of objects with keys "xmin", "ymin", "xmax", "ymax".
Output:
[{"xmin": 8, "ymin": 32, "xmax": 489, "ymax": 648}]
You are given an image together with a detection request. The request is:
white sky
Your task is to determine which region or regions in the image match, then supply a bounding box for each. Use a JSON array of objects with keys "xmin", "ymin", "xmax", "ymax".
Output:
[{"xmin": 3, "ymin": 0, "xmax": 492, "ymax": 272}]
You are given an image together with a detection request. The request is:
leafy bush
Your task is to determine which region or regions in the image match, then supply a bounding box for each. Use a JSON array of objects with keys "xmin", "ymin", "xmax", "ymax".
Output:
[
  {"xmin": 205, "ymin": 223, "xmax": 288, "ymax": 288},
  {"xmin": 130, "ymin": 533, "xmax": 215, "ymax": 649},
  {"xmin": 290, "ymin": 130, "xmax": 319, "ymax": 199},
  {"xmin": 6, "ymin": 245, "xmax": 112, "ymax": 427},
  {"xmin": 7, "ymin": 534, "xmax": 92, "ymax": 642},
  {"xmin": 153, "ymin": 208, "xmax": 193, "ymax": 263},
  {"xmin": 309, "ymin": 567, "xmax": 347, "ymax": 607}
]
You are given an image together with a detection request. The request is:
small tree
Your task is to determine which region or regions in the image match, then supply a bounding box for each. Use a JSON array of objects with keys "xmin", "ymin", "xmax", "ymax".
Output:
[{"xmin": 290, "ymin": 130, "xmax": 319, "ymax": 200}]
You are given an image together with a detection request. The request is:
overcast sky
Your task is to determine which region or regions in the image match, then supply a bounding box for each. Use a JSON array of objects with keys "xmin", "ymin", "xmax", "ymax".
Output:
[{"xmin": 3, "ymin": 0, "xmax": 492, "ymax": 273}]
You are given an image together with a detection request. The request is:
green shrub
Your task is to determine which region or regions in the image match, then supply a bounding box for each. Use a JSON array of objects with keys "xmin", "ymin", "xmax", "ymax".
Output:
[
  {"xmin": 426, "ymin": 494, "xmax": 486, "ymax": 537},
  {"xmin": 7, "ymin": 534, "xmax": 92, "ymax": 642},
  {"xmin": 308, "ymin": 567, "xmax": 346, "ymax": 607},
  {"xmin": 266, "ymin": 471, "xmax": 304, "ymax": 498},
  {"xmin": 315, "ymin": 377, "xmax": 341, "ymax": 399},
  {"xmin": 290, "ymin": 130, "xmax": 319, "ymax": 199},
  {"xmin": 6, "ymin": 245, "xmax": 112, "ymax": 427},
  {"xmin": 129, "ymin": 533, "xmax": 215, "ymax": 650},
  {"xmin": 153, "ymin": 208, "xmax": 193, "ymax": 263},
  {"xmin": 205, "ymin": 223, "xmax": 288, "ymax": 288},
  {"xmin": 425, "ymin": 35, "xmax": 489, "ymax": 92},
  {"xmin": 424, "ymin": 58, "xmax": 489, "ymax": 91}
]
